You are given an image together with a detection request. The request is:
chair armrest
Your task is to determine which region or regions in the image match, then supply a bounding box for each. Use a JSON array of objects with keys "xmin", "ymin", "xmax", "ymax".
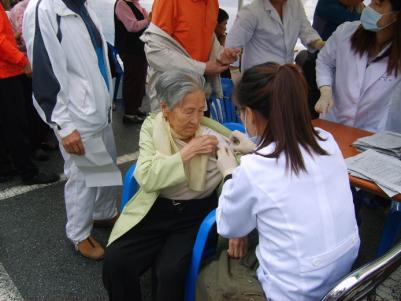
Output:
[
  {"xmin": 184, "ymin": 209, "xmax": 217, "ymax": 301},
  {"xmin": 120, "ymin": 163, "xmax": 138, "ymax": 212}
]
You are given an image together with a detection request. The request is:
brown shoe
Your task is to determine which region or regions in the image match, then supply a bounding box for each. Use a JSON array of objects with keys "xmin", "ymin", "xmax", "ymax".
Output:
[
  {"xmin": 93, "ymin": 214, "xmax": 119, "ymax": 228},
  {"xmin": 77, "ymin": 236, "xmax": 104, "ymax": 260}
]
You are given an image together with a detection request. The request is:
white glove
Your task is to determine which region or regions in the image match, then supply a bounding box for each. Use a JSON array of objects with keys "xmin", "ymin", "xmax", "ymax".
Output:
[
  {"xmin": 230, "ymin": 131, "xmax": 256, "ymax": 154},
  {"xmin": 315, "ymin": 86, "xmax": 334, "ymax": 114},
  {"xmin": 310, "ymin": 39, "xmax": 325, "ymax": 50},
  {"xmin": 217, "ymin": 147, "xmax": 238, "ymax": 177}
]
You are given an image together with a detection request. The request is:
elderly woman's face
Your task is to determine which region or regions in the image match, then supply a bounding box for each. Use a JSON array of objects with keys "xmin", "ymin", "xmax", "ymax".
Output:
[{"xmin": 163, "ymin": 90, "xmax": 206, "ymax": 140}]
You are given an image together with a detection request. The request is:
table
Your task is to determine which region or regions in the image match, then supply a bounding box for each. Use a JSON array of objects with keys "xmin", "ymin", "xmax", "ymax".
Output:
[
  {"xmin": 312, "ymin": 119, "xmax": 401, "ymax": 202},
  {"xmin": 312, "ymin": 119, "xmax": 401, "ymax": 256}
]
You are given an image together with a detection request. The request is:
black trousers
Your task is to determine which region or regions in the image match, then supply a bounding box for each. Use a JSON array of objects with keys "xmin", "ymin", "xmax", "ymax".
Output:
[
  {"xmin": 0, "ymin": 74, "xmax": 38, "ymax": 179},
  {"xmin": 103, "ymin": 193, "xmax": 217, "ymax": 301},
  {"xmin": 20, "ymin": 75, "xmax": 52, "ymax": 150},
  {"xmin": 120, "ymin": 52, "xmax": 147, "ymax": 116}
]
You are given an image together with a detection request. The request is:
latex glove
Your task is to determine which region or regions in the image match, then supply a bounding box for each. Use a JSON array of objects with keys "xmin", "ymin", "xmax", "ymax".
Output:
[
  {"xmin": 315, "ymin": 86, "xmax": 334, "ymax": 114},
  {"xmin": 217, "ymin": 147, "xmax": 238, "ymax": 177},
  {"xmin": 230, "ymin": 130, "xmax": 256, "ymax": 154},
  {"xmin": 310, "ymin": 39, "xmax": 325, "ymax": 50}
]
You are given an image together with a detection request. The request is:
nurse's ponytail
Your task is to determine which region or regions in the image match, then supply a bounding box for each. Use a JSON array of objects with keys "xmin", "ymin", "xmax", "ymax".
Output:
[{"xmin": 234, "ymin": 62, "xmax": 328, "ymax": 175}]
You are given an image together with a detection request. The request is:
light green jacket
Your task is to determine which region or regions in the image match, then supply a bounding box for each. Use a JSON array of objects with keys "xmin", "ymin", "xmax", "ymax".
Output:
[{"xmin": 108, "ymin": 115, "xmax": 231, "ymax": 245}]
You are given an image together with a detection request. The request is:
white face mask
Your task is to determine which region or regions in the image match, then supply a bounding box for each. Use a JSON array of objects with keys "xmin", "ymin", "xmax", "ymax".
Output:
[
  {"xmin": 361, "ymin": 6, "xmax": 397, "ymax": 32},
  {"xmin": 244, "ymin": 111, "xmax": 261, "ymax": 146}
]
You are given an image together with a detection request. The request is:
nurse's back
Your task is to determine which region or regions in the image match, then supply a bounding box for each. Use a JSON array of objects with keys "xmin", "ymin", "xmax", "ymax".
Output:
[
  {"xmin": 216, "ymin": 62, "xmax": 360, "ymax": 301},
  {"xmin": 243, "ymin": 129, "xmax": 359, "ymax": 300}
]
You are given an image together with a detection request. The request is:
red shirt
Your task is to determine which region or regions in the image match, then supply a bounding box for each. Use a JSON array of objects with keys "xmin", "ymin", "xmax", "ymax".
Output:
[
  {"xmin": 0, "ymin": 4, "xmax": 28, "ymax": 79},
  {"xmin": 151, "ymin": 0, "xmax": 218, "ymax": 62}
]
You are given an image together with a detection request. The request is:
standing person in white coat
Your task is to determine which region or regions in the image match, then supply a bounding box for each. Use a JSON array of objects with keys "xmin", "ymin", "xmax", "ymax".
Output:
[
  {"xmin": 315, "ymin": 0, "xmax": 401, "ymax": 132},
  {"xmin": 23, "ymin": 0, "xmax": 120, "ymax": 260},
  {"xmin": 225, "ymin": 0, "xmax": 325, "ymax": 72},
  {"xmin": 215, "ymin": 62, "xmax": 360, "ymax": 300}
]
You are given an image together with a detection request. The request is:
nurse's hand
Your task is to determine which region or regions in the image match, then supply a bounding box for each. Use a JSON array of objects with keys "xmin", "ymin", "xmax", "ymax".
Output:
[
  {"xmin": 228, "ymin": 237, "xmax": 248, "ymax": 259},
  {"xmin": 62, "ymin": 130, "xmax": 85, "ymax": 155},
  {"xmin": 315, "ymin": 86, "xmax": 334, "ymax": 114},
  {"xmin": 180, "ymin": 135, "xmax": 218, "ymax": 163},
  {"xmin": 217, "ymin": 147, "xmax": 238, "ymax": 177},
  {"xmin": 230, "ymin": 131, "xmax": 256, "ymax": 154}
]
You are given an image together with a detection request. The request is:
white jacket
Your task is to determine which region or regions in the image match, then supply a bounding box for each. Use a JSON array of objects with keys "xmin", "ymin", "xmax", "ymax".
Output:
[
  {"xmin": 217, "ymin": 129, "xmax": 360, "ymax": 301},
  {"xmin": 141, "ymin": 23, "xmax": 223, "ymax": 112},
  {"xmin": 23, "ymin": 0, "xmax": 113, "ymax": 139},
  {"xmin": 316, "ymin": 21, "xmax": 401, "ymax": 132}
]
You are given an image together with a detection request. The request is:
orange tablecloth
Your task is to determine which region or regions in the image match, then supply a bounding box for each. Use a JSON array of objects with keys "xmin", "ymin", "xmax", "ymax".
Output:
[{"xmin": 312, "ymin": 119, "xmax": 401, "ymax": 202}]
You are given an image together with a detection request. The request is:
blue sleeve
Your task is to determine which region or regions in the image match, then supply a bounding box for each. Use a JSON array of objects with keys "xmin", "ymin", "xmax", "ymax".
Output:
[{"xmin": 315, "ymin": 0, "xmax": 360, "ymax": 26}]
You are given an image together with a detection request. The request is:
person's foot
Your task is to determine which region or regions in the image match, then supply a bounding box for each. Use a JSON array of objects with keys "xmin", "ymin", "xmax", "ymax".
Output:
[
  {"xmin": 22, "ymin": 172, "xmax": 60, "ymax": 185},
  {"xmin": 0, "ymin": 169, "xmax": 18, "ymax": 183},
  {"xmin": 112, "ymin": 103, "xmax": 117, "ymax": 111},
  {"xmin": 32, "ymin": 149, "xmax": 50, "ymax": 161},
  {"xmin": 137, "ymin": 110, "xmax": 147, "ymax": 118},
  {"xmin": 93, "ymin": 214, "xmax": 120, "ymax": 228},
  {"xmin": 122, "ymin": 114, "xmax": 145, "ymax": 124},
  {"xmin": 77, "ymin": 236, "xmax": 104, "ymax": 260}
]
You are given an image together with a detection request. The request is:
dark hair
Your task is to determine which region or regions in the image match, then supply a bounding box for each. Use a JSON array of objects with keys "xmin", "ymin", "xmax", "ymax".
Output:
[
  {"xmin": 218, "ymin": 8, "xmax": 229, "ymax": 24},
  {"xmin": 234, "ymin": 62, "xmax": 328, "ymax": 175},
  {"xmin": 351, "ymin": 0, "xmax": 401, "ymax": 76}
]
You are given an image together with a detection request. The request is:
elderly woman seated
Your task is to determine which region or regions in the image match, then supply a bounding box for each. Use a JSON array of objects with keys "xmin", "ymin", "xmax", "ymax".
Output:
[{"xmin": 102, "ymin": 70, "xmax": 240, "ymax": 301}]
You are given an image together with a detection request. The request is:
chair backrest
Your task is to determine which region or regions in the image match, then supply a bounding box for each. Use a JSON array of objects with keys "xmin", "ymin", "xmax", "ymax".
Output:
[
  {"xmin": 223, "ymin": 122, "xmax": 245, "ymax": 133},
  {"xmin": 208, "ymin": 78, "xmax": 240, "ymax": 124},
  {"xmin": 107, "ymin": 42, "xmax": 123, "ymax": 75},
  {"xmin": 321, "ymin": 243, "xmax": 401, "ymax": 301},
  {"xmin": 120, "ymin": 162, "xmax": 138, "ymax": 212}
]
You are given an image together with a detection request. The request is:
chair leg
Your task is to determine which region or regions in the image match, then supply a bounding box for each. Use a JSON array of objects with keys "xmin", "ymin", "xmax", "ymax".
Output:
[
  {"xmin": 376, "ymin": 201, "xmax": 401, "ymax": 257},
  {"xmin": 113, "ymin": 74, "xmax": 122, "ymax": 102}
]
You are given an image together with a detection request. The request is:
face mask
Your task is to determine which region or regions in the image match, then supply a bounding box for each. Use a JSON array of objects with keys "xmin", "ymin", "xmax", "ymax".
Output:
[
  {"xmin": 244, "ymin": 112, "xmax": 261, "ymax": 146},
  {"xmin": 361, "ymin": 6, "xmax": 395, "ymax": 32}
]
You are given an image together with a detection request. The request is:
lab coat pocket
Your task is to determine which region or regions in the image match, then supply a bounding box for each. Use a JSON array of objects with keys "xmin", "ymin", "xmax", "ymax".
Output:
[{"xmin": 299, "ymin": 231, "xmax": 359, "ymax": 273}]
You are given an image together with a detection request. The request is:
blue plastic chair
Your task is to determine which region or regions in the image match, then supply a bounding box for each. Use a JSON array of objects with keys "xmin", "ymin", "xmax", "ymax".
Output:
[
  {"xmin": 184, "ymin": 209, "xmax": 217, "ymax": 301},
  {"xmin": 107, "ymin": 43, "xmax": 124, "ymax": 103},
  {"xmin": 377, "ymin": 201, "xmax": 401, "ymax": 257},
  {"xmin": 120, "ymin": 162, "xmax": 138, "ymax": 212},
  {"xmin": 208, "ymin": 78, "xmax": 240, "ymax": 124},
  {"xmin": 223, "ymin": 122, "xmax": 245, "ymax": 133}
]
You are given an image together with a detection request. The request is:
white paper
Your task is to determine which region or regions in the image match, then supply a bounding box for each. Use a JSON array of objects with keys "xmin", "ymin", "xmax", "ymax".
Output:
[
  {"xmin": 346, "ymin": 150, "xmax": 401, "ymax": 195},
  {"xmin": 353, "ymin": 131, "xmax": 401, "ymax": 159},
  {"xmin": 355, "ymin": 131, "xmax": 401, "ymax": 149},
  {"xmin": 71, "ymin": 136, "xmax": 122, "ymax": 187}
]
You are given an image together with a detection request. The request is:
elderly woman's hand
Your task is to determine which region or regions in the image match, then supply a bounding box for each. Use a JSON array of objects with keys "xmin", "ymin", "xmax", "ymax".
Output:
[
  {"xmin": 228, "ymin": 236, "xmax": 248, "ymax": 259},
  {"xmin": 180, "ymin": 135, "xmax": 219, "ymax": 163}
]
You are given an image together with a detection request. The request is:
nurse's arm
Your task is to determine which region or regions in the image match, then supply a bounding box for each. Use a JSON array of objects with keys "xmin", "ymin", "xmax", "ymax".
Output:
[
  {"xmin": 316, "ymin": 24, "xmax": 340, "ymax": 88},
  {"xmin": 216, "ymin": 166, "xmax": 257, "ymax": 238}
]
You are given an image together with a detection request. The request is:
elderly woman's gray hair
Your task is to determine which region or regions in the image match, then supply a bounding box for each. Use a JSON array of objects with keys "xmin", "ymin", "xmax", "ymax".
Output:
[{"xmin": 155, "ymin": 70, "xmax": 209, "ymax": 109}]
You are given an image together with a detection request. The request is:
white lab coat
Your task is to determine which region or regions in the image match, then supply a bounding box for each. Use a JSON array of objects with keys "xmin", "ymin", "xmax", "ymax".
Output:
[
  {"xmin": 226, "ymin": 0, "xmax": 321, "ymax": 71},
  {"xmin": 316, "ymin": 21, "xmax": 401, "ymax": 132},
  {"xmin": 23, "ymin": 0, "xmax": 113, "ymax": 139},
  {"xmin": 217, "ymin": 129, "xmax": 360, "ymax": 301}
]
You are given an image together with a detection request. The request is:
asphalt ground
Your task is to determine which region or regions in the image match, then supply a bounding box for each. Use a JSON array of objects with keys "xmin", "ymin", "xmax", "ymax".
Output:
[{"xmin": 0, "ymin": 101, "xmax": 399, "ymax": 301}]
